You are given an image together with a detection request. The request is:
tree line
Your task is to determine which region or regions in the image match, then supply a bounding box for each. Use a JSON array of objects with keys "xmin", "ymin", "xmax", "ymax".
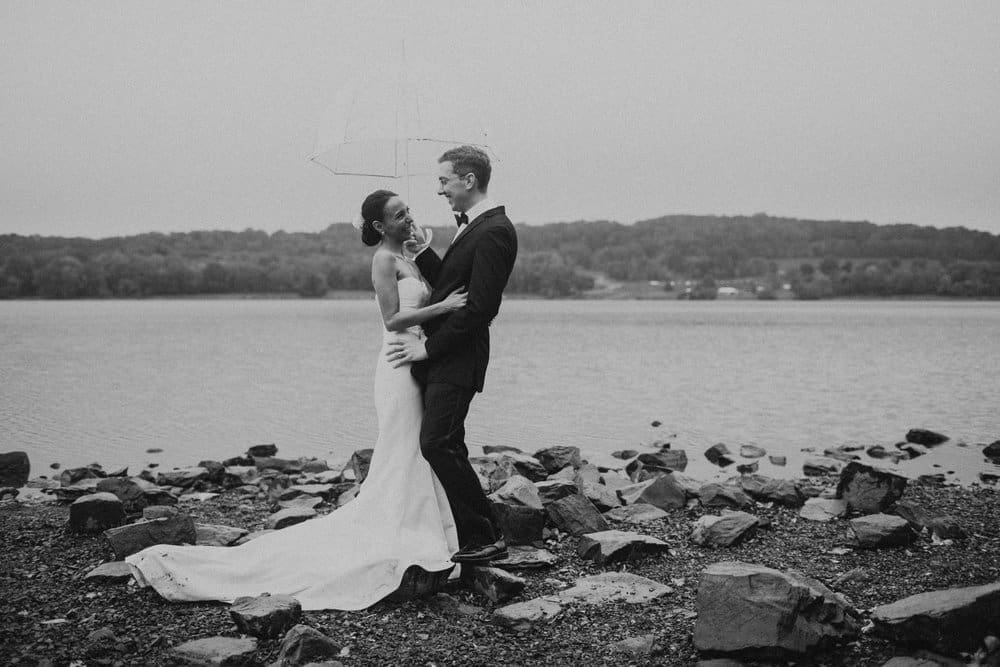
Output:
[{"xmin": 2, "ymin": 213, "xmax": 999, "ymax": 299}]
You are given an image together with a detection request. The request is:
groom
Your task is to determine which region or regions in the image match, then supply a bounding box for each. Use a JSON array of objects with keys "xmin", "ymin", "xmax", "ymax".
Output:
[{"xmin": 387, "ymin": 145, "xmax": 518, "ymax": 564}]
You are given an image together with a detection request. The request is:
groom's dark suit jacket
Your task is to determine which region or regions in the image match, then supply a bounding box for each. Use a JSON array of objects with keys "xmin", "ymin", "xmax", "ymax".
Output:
[{"xmin": 413, "ymin": 206, "xmax": 518, "ymax": 392}]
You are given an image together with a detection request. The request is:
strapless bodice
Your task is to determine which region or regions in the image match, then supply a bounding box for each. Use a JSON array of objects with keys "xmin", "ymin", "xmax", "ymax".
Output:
[
  {"xmin": 383, "ymin": 277, "xmax": 428, "ymax": 342},
  {"xmin": 397, "ymin": 276, "xmax": 429, "ymax": 311}
]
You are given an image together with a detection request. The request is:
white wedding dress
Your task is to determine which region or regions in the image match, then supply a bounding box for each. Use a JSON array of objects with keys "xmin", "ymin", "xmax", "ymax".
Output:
[{"xmin": 126, "ymin": 277, "xmax": 459, "ymax": 610}]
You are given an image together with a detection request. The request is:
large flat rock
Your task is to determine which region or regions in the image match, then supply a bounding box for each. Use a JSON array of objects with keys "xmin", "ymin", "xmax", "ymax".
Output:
[
  {"xmin": 694, "ymin": 561, "xmax": 861, "ymax": 658},
  {"xmin": 557, "ymin": 572, "xmax": 672, "ymax": 605},
  {"xmin": 576, "ymin": 529, "xmax": 670, "ymax": 564},
  {"xmin": 871, "ymin": 581, "xmax": 1000, "ymax": 653}
]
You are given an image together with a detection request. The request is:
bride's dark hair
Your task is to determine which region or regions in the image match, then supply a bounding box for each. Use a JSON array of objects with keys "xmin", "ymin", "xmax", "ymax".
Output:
[{"xmin": 359, "ymin": 189, "xmax": 397, "ymax": 247}]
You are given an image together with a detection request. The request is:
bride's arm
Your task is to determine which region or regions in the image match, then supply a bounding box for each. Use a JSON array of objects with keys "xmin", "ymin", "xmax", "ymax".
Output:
[{"xmin": 372, "ymin": 253, "xmax": 466, "ymax": 332}]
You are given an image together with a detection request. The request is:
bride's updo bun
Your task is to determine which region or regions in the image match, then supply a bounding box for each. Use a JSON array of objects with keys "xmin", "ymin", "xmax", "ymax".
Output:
[{"xmin": 359, "ymin": 189, "xmax": 397, "ymax": 247}]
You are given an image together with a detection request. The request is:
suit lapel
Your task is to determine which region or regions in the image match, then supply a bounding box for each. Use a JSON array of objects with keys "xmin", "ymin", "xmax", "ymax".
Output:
[{"xmin": 441, "ymin": 206, "xmax": 502, "ymax": 263}]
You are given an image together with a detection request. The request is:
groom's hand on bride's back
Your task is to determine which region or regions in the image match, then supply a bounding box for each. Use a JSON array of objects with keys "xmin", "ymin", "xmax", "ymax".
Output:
[{"xmin": 387, "ymin": 339, "xmax": 429, "ymax": 368}]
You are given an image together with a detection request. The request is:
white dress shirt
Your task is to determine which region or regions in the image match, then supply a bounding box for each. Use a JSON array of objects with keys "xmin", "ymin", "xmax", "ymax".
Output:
[{"xmin": 451, "ymin": 197, "xmax": 498, "ymax": 245}]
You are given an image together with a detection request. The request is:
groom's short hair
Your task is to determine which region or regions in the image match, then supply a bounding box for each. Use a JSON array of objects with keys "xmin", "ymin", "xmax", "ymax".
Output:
[{"xmin": 439, "ymin": 145, "xmax": 491, "ymax": 192}]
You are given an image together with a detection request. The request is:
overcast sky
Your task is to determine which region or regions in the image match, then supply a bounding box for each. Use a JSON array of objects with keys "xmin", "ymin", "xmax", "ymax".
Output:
[{"xmin": 2, "ymin": 1, "xmax": 999, "ymax": 238}]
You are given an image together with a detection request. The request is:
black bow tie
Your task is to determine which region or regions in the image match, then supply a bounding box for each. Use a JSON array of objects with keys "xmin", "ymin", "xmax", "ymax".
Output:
[{"xmin": 455, "ymin": 212, "xmax": 469, "ymax": 227}]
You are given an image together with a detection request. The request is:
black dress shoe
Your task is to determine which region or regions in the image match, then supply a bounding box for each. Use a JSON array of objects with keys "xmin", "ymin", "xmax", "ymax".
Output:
[{"xmin": 451, "ymin": 540, "xmax": 508, "ymax": 564}]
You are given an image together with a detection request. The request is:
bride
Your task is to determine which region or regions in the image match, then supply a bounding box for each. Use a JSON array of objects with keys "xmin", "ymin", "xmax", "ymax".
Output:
[{"xmin": 126, "ymin": 189, "xmax": 468, "ymax": 610}]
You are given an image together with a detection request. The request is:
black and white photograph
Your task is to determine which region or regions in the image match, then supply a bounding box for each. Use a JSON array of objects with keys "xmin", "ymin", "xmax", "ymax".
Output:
[{"xmin": 2, "ymin": 1, "xmax": 999, "ymax": 665}]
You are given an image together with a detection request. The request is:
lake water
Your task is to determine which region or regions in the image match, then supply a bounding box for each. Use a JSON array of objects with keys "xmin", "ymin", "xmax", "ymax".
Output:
[{"xmin": 2, "ymin": 299, "xmax": 998, "ymax": 486}]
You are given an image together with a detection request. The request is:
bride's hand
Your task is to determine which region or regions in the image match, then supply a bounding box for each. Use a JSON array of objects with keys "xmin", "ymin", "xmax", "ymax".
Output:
[
  {"xmin": 439, "ymin": 287, "xmax": 467, "ymax": 312},
  {"xmin": 404, "ymin": 224, "xmax": 432, "ymax": 255}
]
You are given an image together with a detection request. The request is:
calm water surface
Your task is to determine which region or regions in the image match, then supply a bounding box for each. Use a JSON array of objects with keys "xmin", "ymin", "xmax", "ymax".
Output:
[{"xmin": 2, "ymin": 299, "xmax": 998, "ymax": 485}]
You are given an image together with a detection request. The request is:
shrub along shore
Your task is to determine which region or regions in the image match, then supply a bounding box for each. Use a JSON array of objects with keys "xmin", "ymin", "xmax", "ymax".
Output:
[{"xmin": 1, "ymin": 433, "xmax": 999, "ymax": 666}]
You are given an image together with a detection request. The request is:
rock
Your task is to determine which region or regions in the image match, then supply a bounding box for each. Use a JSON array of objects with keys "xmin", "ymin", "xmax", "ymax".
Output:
[
  {"xmin": 573, "ymin": 462, "xmax": 602, "ymax": 485},
  {"xmin": 603, "ymin": 503, "xmax": 669, "ymax": 525},
  {"xmin": 280, "ymin": 484, "xmax": 336, "ymax": 501},
  {"xmin": 278, "ymin": 496, "xmax": 324, "ymax": 511},
  {"xmin": 558, "ymin": 572, "xmax": 672, "ymax": 605},
  {"xmin": 492, "ymin": 502, "xmax": 546, "ymax": 545},
  {"xmin": 799, "ymin": 497, "xmax": 848, "ymax": 522},
  {"xmin": 803, "ymin": 456, "xmax": 845, "ymax": 476},
  {"xmin": 54, "ymin": 477, "xmax": 102, "ymax": 502},
  {"xmin": 691, "ymin": 512, "xmax": 759, "ymax": 548},
  {"xmin": 492, "ymin": 597, "xmax": 563, "ymax": 632},
  {"xmin": 848, "ymin": 514, "xmax": 917, "ymax": 548},
  {"xmin": 247, "ymin": 443, "xmax": 278, "ymax": 458},
  {"xmin": 694, "ymin": 561, "xmax": 861, "ymax": 657},
  {"xmin": 143, "ymin": 505, "xmax": 180, "ymax": 520},
  {"xmin": 533, "ymin": 446, "xmax": 582, "ymax": 474},
  {"xmin": 490, "ymin": 475, "xmax": 543, "ymax": 510},
  {"xmin": 769, "ymin": 455, "xmax": 787, "ymax": 466},
  {"xmin": 169, "ymin": 636, "xmax": 259, "ymax": 666},
  {"xmin": 179, "ymin": 491, "xmax": 219, "ymax": 503},
  {"xmin": 344, "ymin": 449, "xmax": 372, "ymax": 483},
  {"xmin": 233, "ymin": 529, "xmax": 275, "ymax": 546},
  {"xmin": 616, "ymin": 479, "xmax": 655, "ymax": 505},
  {"xmin": 388, "ymin": 565, "xmax": 453, "ymax": 601},
  {"xmin": 836, "ymin": 461, "xmax": 908, "ymax": 514},
  {"xmin": 229, "ymin": 593, "xmax": 302, "ymax": 639},
  {"xmin": 704, "ymin": 443, "xmax": 735, "ymax": 467},
  {"xmin": 142, "ymin": 485, "xmax": 179, "ymax": 507},
  {"xmin": 84, "ymin": 561, "xmax": 135, "ymax": 583},
  {"xmin": 483, "ymin": 444, "xmax": 523, "ymax": 455},
  {"xmin": 103, "ymin": 514, "xmax": 197, "ymax": 559},
  {"xmin": 984, "ymin": 440, "xmax": 1000, "ymax": 461},
  {"xmin": 905, "ymin": 429, "xmax": 949, "ymax": 447},
  {"xmin": 495, "ymin": 545, "xmax": 558, "ymax": 570},
  {"xmin": 897, "ymin": 442, "xmax": 929, "ymax": 459},
  {"xmin": 738, "ymin": 474, "xmax": 803, "ymax": 507},
  {"xmin": 534, "ymin": 479, "xmax": 579, "ymax": 506},
  {"xmin": 266, "ymin": 507, "xmax": 317, "ymax": 530},
  {"xmin": 547, "ymin": 465, "xmax": 577, "ymax": 482},
  {"xmin": 196, "ymin": 523, "xmax": 249, "ymax": 546},
  {"xmin": 254, "ymin": 456, "xmax": 303, "ymax": 475},
  {"xmin": 576, "ymin": 529, "xmax": 670, "ymax": 564},
  {"xmin": 59, "ymin": 465, "xmax": 105, "ymax": 486},
  {"xmin": 464, "ymin": 566, "xmax": 526, "ymax": 603},
  {"xmin": 824, "ymin": 445, "xmax": 863, "ymax": 462},
  {"xmin": 636, "ymin": 473, "xmax": 687, "ymax": 510},
  {"xmin": 336, "ymin": 485, "xmax": 360, "ymax": 507},
  {"xmin": 95, "ymin": 477, "xmax": 150, "ymax": 513},
  {"xmin": 545, "ymin": 493, "xmax": 608, "ymax": 536},
  {"xmin": 222, "ymin": 465, "xmax": 259, "ymax": 488},
  {"xmin": 698, "ymin": 483, "xmax": 753, "ymax": 510},
  {"xmin": 578, "ymin": 480, "xmax": 621, "ymax": 511},
  {"xmin": 612, "ymin": 449, "xmax": 638, "ymax": 460},
  {"xmin": 740, "ymin": 444, "xmax": 766, "ymax": 459},
  {"xmin": 626, "ymin": 451, "xmax": 688, "ymax": 479},
  {"xmin": 498, "ymin": 452, "xmax": 549, "ymax": 482},
  {"xmin": 894, "ymin": 500, "xmax": 967, "ymax": 540},
  {"xmin": 610, "ymin": 634, "xmax": 658, "ymax": 656},
  {"xmin": 736, "ymin": 462, "xmax": 758, "ymax": 474},
  {"xmin": 156, "ymin": 466, "xmax": 209, "ymax": 488},
  {"xmin": 274, "ymin": 624, "xmax": 341, "ymax": 666},
  {"xmin": 0, "ymin": 451, "xmax": 30, "ymax": 487},
  {"xmin": 599, "ymin": 470, "xmax": 633, "ymax": 490},
  {"xmin": 0, "ymin": 486, "xmax": 18, "ymax": 501},
  {"xmin": 69, "ymin": 492, "xmax": 126, "ymax": 533},
  {"xmin": 872, "ymin": 582, "xmax": 1000, "ymax": 653}
]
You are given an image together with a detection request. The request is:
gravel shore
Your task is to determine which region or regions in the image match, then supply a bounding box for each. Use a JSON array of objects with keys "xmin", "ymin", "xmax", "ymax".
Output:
[{"xmin": 1, "ymin": 473, "xmax": 998, "ymax": 666}]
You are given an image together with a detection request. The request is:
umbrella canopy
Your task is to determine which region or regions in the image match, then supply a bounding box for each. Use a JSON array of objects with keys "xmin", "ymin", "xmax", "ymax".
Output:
[{"xmin": 309, "ymin": 57, "xmax": 491, "ymax": 180}]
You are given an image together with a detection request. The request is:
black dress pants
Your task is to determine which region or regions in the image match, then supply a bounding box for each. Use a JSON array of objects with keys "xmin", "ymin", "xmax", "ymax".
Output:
[{"xmin": 419, "ymin": 382, "xmax": 498, "ymax": 548}]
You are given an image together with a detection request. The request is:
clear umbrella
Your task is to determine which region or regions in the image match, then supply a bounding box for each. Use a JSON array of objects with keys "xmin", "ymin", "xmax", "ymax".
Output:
[{"xmin": 309, "ymin": 49, "xmax": 492, "ymax": 222}]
